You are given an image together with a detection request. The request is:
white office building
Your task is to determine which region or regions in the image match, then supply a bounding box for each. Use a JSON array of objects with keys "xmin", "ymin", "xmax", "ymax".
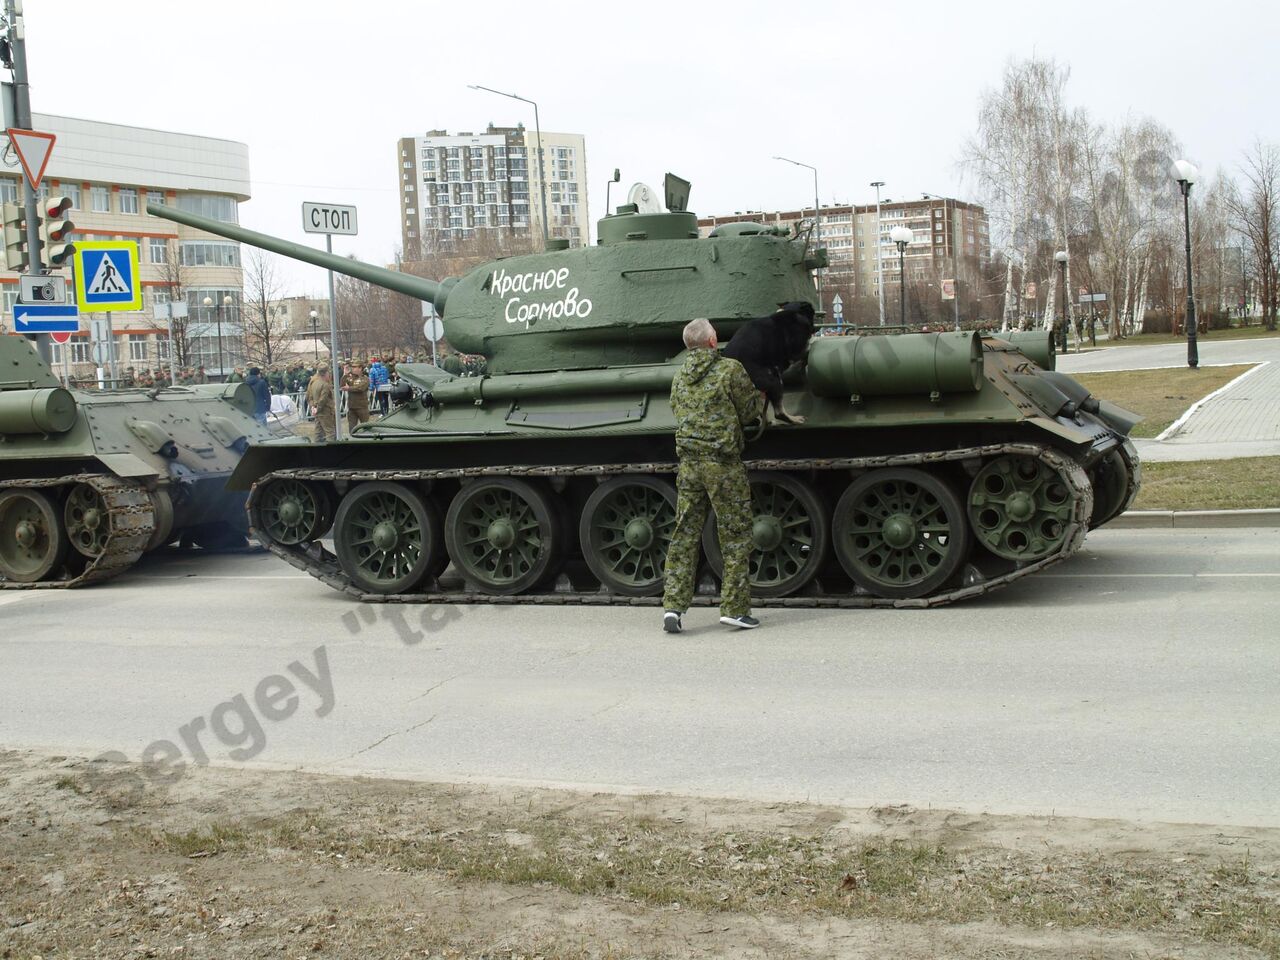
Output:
[{"xmin": 1, "ymin": 113, "xmax": 250, "ymax": 379}]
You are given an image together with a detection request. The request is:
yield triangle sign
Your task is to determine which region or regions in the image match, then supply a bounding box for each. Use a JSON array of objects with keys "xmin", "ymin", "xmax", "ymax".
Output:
[{"xmin": 6, "ymin": 129, "xmax": 56, "ymax": 190}]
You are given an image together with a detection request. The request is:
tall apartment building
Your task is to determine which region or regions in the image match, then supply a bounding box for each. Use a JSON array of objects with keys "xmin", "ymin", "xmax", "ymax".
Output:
[
  {"xmin": 397, "ymin": 124, "xmax": 588, "ymax": 257},
  {"xmin": 0, "ymin": 113, "xmax": 250, "ymax": 379},
  {"xmin": 697, "ymin": 196, "xmax": 990, "ymax": 319}
]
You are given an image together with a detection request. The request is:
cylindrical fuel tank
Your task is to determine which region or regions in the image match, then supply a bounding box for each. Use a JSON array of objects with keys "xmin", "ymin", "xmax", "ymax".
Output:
[
  {"xmin": 1002, "ymin": 330, "xmax": 1056, "ymax": 370},
  {"xmin": 0, "ymin": 387, "xmax": 77, "ymax": 434},
  {"xmin": 806, "ymin": 332, "xmax": 983, "ymax": 398}
]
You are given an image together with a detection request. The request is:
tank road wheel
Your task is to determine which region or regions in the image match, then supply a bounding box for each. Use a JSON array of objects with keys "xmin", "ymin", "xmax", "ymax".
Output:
[
  {"xmin": 256, "ymin": 478, "xmax": 333, "ymax": 546},
  {"xmin": 0, "ymin": 489, "xmax": 68, "ymax": 583},
  {"xmin": 968, "ymin": 455, "xmax": 1073, "ymax": 561},
  {"xmin": 579, "ymin": 477, "xmax": 677, "ymax": 597},
  {"xmin": 832, "ymin": 468, "xmax": 969, "ymax": 599},
  {"xmin": 445, "ymin": 477, "xmax": 561, "ymax": 595},
  {"xmin": 333, "ymin": 481, "xmax": 442, "ymax": 595},
  {"xmin": 703, "ymin": 473, "xmax": 829, "ymax": 598},
  {"xmin": 64, "ymin": 483, "xmax": 111, "ymax": 558}
]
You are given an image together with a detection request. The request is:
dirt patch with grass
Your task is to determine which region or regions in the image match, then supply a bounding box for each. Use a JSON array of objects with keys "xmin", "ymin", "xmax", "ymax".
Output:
[
  {"xmin": 1071, "ymin": 364, "xmax": 1256, "ymax": 438},
  {"xmin": 1131, "ymin": 456, "xmax": 1280, "ymax": 511},
  {"xmin": 2, "ymin": 751, "xmax": 1277, "ymax": 959}
]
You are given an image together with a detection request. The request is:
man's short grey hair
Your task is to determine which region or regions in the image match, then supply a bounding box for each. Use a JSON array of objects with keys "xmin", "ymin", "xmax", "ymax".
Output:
[{"xmin": 683, "ymin": 317, "xmax": 717, "ymax": 349}]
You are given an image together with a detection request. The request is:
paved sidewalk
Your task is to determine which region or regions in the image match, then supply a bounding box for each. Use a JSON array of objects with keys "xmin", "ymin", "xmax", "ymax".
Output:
[{"xmin": 1058, "ymin": 338, "xmax": 1280, "ymax": 462}]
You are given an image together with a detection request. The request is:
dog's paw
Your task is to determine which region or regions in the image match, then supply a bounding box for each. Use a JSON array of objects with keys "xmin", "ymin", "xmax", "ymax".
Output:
[{"xmin": 781, "ymin": 414, "xmax": 807, "ymax": 425}]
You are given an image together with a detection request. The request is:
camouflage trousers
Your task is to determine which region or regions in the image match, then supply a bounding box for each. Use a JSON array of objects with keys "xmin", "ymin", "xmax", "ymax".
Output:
[{"xmin": 661, "ymin": 458, "xmax": 752, "ymax": 617}]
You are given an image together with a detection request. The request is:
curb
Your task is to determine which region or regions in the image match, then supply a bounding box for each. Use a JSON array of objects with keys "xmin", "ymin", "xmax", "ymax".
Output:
[{"xmin": 1108, "ymin": 508, "xmax": 1280, "ymax": 529}]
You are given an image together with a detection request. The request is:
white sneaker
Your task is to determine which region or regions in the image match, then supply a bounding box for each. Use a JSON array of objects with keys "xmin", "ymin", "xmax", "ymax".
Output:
[
  {"xmin": 663, "ymin": 611, "xmax": 683, "ymax": 634},
  {"xmin": 719, "ymin": 614, "xmax": 760, "ymax": 629}
]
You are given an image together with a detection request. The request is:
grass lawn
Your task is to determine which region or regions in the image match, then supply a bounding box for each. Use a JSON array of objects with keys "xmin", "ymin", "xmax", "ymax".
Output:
[
  {"xmin": 1071, "ymin": 363, "xmax": 1255, "ymax": 438},
  {"xmin": 1132, "ymin": 456, "xmax": 1280, "ymax": 511}
]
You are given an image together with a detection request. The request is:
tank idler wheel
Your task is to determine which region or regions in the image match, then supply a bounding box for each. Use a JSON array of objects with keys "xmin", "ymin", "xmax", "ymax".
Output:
[
  {"xmin": 702, "ymin": 473, "xmax": 829, "ymax": 598},
  {"xmin": 969, "ymin": 455, "xmax": 1074, "ymax": 560},
  {"xmin": 579, "ymin": 476, "xmax": 677, "ymax": 597},
  {"xmin": 0, "ymin": 489, "xmax": 69, "ymax": 583},
  {"xmin": 64, "ymin": 482, "xmax": 111, "ymax": 558},
  {"xmin": 445, "ymin": 477, "xmax": 561, "ymax": 596},
  {"xmin": 257, "ymin": 478, "xmax": 334, "ymax": 546},
  {"xmin": 334, "ymin": 481, "xmax": 441, "ymax": 595},
  {"xmin": 833, "ymin": 468, "xmax": 969, "ymax": 599},
  {"xmin": 1089, "ymin": 444, "xmax": 1140, "ymax": 529}
]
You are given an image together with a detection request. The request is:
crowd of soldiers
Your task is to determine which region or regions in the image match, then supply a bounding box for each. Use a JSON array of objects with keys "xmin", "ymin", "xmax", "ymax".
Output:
[{"xmin": 116, "ymin": 365, "xmax": 211, "ymax": 388}]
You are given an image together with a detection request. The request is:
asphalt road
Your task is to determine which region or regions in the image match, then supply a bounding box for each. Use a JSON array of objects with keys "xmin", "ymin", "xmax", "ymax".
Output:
[
  {"xmin": 1056, "ymin": 335, "xmax": 1280, "ymax": 373},
  {"xmin": 2, "ymin": 529, "xmax": 1277, "ymax": 826}
]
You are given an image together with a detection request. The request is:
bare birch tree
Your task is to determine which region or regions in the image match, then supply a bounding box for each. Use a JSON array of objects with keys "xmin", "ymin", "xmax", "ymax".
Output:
[
  {"xmin": 1225, "ymin": 142, "xmax": 1280, "ymax": 331},
  {"xmin": 240, "ymin": 248, "xmax": 292, "ymax": 366}
]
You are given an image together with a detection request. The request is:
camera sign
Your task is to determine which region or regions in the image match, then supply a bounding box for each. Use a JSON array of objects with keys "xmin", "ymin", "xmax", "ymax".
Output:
[{"xmin": 19, "ymin": 274, "xmax": 68, "ymax": 305}]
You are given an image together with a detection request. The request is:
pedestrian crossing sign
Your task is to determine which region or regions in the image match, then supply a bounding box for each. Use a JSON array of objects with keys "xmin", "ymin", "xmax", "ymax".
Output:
[{"xmin": 74, "ymin": 241, "xmax": 142, "ymax": 311}]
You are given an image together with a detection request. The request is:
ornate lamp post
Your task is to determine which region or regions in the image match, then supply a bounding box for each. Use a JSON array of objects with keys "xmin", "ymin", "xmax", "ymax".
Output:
[
  {"xmin": 1172, "ymin": 159, "xmax": 1199, "ymax": 368},
  {"xmin": 1054, "ymin": 250, "xmax": 1070, "ymax": 354},
  {"xmin": 890, "ymin": 226, "xmax": 913, "ymax": 326}
]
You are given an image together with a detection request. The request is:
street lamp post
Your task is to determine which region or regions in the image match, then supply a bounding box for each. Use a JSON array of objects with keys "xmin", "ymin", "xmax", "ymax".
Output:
[
  {"xmin": 202, "ymin": 296, "xmax": 221, "ymax": 378},
  {"xmin": 890, "ymin": 226, "xmax": 913, "ymax": 326},
  {"xmin": 923, "ymin": 193, "xmax": 961, "ymax": 331},
  {"xmin": 1054, "ymin": 251, "xmax": 1069, "ymax": 354},
  {"xmin": 775, "ymin": 156, "xmax": 822, "ymax": 313},
  {"xmin": 469, "ymin": 84, "xmax": 549, "ymax": 247},
  {"xmin": 871, "ymin": 182, "xmax": 886, "ymax": 325},
  {"xmin": 1172, "ymin": 159, "xmax": 1199, "ymax": 369},
  {"xmin": 309, "ymin": 309, "xmax": 319, "ymax": 362}
]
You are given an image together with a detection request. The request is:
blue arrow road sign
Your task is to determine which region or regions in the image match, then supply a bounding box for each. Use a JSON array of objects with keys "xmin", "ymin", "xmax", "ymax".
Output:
[{"xmin": 14, "ymin": 303, "xmax": 80, "ymax": 333}]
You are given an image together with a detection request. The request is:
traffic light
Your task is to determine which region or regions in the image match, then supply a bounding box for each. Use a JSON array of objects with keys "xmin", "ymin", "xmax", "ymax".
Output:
[
  {"xmin": 3, "ymin": 202, "xmax": 30, "ymax": 271},
  {"xmin": 39, "ymin": 195, "xmax": 75, "ymax": 267}
]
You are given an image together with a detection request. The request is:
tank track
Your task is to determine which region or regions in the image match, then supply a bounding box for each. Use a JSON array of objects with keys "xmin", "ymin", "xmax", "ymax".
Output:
[
  {"xmin": 247, "ymin": 441, "xmax": 1094, "ymax": 608},
  {"xmin": 0, "ymin": 475, "xmax": 156, "ymax": 590}
]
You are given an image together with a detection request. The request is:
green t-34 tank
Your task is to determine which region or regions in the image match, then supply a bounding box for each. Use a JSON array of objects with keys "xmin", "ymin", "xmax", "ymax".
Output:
[
  {"xmin": 148, "ymin": 188, "xmax": 1140, "ymax": 607},
  {"xmin": 0, "ymin": 336, "xmax": 274, "ymax": 587}
]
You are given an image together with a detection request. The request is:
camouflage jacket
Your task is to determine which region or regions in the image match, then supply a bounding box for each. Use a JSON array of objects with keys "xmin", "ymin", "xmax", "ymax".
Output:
[{"xmin": 670, "ymin": 349, "xmax": 764, "ymax": 462}]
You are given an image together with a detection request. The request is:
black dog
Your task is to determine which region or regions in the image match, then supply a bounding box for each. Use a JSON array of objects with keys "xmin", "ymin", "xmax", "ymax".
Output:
[{"xmin": 722, "ymin": 301, "xmax": 815, "ymax": 425}]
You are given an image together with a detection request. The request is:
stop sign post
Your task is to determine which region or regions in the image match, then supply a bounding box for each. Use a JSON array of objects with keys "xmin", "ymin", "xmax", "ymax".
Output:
[
  {"xmin": 422, "ymin": 303, "xmax": 443, "ymax": 366},
  {"xmin": 302, "ymin": 201, "xmax": 357, "ymax": 439}
]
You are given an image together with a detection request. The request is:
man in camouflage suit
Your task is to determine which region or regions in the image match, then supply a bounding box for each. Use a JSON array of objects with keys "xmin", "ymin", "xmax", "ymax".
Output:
[{"xmin": 661, "ymin": 317, "xmax": 765, "ymax": 632}]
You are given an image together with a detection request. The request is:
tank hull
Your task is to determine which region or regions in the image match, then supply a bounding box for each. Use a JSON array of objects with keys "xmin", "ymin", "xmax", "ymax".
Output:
[
  {"xmin": 233, "ymin": 336, "xmax": 1140, "ymax": 606},
  {"xmin": 0, "ymin": 337, "xmax": 275, "ymax": 587}
]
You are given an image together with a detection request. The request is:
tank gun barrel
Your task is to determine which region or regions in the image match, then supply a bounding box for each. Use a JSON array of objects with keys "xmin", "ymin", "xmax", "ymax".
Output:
[{"xmin": 145, "ymin": 204, "xmax": 452, "ymax": 313}]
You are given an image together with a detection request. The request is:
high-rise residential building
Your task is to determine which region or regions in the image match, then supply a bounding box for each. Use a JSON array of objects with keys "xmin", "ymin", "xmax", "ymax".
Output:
[
  {"xmin": 0, "ymin": 113, "xmax": 250, "ymax": 379},
  {"xmin": 397, "ymin": 124, "xmax": 588, "ymax": 257},
  {"xmin": 697, "ymin": 196, "xmax": 990, "ymax": 322}
]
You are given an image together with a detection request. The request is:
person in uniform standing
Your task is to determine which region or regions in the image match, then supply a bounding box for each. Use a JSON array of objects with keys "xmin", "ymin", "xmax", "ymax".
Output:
[
  {"xmin": 307, "ymin": 365, "xmax": 335, "ymax": 442},
  {"xmin": 342, "ymin": 362, "xmax": 371, "ymax": 434},
  {"xmin": 661, "ymin": 318, "xmax": 765, "ymax": 633}
]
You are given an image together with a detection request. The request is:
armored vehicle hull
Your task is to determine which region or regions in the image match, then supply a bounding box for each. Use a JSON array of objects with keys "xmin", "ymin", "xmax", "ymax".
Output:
[
  {"xmin": 0, "ymin": 336, "xmax": 275, "ymax": 587},
  {"xmin": 149, "ymin": 201, "xmax": 1141, "ymax": 607}
]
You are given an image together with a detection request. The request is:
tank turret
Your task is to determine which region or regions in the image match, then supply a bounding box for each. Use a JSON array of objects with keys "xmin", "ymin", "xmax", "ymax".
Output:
[{"xmin": 150, "ymin": 203, "xmax": 824, "ymax": 374}]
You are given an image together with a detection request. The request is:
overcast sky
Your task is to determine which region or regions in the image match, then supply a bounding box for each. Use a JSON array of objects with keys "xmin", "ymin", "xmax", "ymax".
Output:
[{"xmin": 23, "ymin": 0, "xmax": 1280, "ymax": 295}]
